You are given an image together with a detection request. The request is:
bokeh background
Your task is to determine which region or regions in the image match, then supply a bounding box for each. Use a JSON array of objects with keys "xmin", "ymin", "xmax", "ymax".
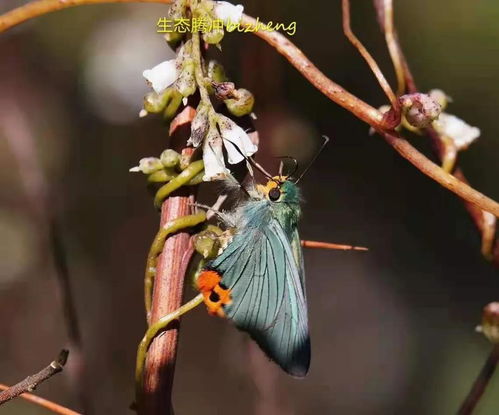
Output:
[{"xmin": 1, "ymin": 1, "xmax": 499, "ymax": 414}]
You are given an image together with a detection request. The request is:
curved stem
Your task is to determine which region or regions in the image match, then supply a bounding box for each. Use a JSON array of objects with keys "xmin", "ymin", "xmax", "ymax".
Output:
[
  {"xmin": 341, "ymin": 0, "xmax": 398, "ymax": 108},
  {"xmin": 240, "ymin": 15, "xmax": 388, "ymax": 130},
  {"xmin": 0, "ymin": 0, "xmax": 171, "ymax": 33},
  {"xmin": 154, "ymin": 160, "xmax": 204, "ymax": 208},
  {"xmin": 136, "ymin": 294, "xmax": 204, "ymax": 406},
  {"xmin": 145, "ymin": 212, "xmax": 207, "ymax": 321},
  {"xmin": 382, "ymin": 0, "xmax": 406, "ymax": 96},
  {"xmin": 382, "ymin": 131, "xmax": 499, "ymax": 217}
]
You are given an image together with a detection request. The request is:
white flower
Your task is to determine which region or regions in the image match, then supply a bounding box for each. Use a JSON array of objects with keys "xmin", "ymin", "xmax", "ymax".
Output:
[
  {"xmin": 142, "ymin": 60, "xmax": 177, "ymax": 94},
  {"xmin": 214, "ymin": 1, "xmax": 244, "ymax": 25},
  {"xmin": 217, "ymin": 115, "xmax": 257, "ymax": 164},
  {"xmin": 202, "ymin": 129, "xmax": 230, "ymax": 181},
  {"xmin": 433, "ymin": 113, "xmax": 480, "ymax": 150}
]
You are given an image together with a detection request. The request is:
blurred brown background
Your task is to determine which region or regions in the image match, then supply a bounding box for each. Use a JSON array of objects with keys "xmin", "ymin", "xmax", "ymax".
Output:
[{"xmin": 1, "ymin": 1, "xmax": 499, "ymax": 414}]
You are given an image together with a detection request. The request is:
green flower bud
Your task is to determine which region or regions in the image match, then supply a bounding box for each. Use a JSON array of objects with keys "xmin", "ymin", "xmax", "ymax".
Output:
[
  {"xmin": 203, "ymin": 28, "xmax": 224, "ymax": 45},
  {"xmin": 207, "ymin": 60, "xmax": 227, "ymax": 83},
  {"xmin": 160, "ymin": 149, "xmax": 181, "ymax": 168},
  {"xmin": 224, "ymin": 88, "xmax": 255, "ymax": 117},
  {"xmin": 129, "ymin": 157, "xmax": 163, "ymax": 174},
  {"xmin": 143, "ymin": 89, "xmax": 172, "ymax": 113},
  {"xmin": 147, "ymin": 168, "xmax": 177, "ymax": 183},
  {"xmin": 193, "ymin": 230, "xmax": 221, "ymax": 259}
]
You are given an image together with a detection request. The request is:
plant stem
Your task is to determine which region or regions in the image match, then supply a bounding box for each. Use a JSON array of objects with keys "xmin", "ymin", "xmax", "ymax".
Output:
[
  {"xmin": 0, "ymin": 384, "xmax": 81, "ymax": 415},
  {"xmin": 0, "ymin": 350, "xmax": 69, "ymax": 406},
  {"xmin": 2, "ymin": 1, "xmax": 499, "ymax": 218},
  {"xmin": 373, "ymin": 0, "xmax": 499, "ymax": 265},
  {"xmin": 341, "ymin": 0, "xmax": 398, "ymax": 108},
  {"xmin": 140, "ymin": 162, "xmax": 196, "ymax": 415},
  {"xmin": 458, "ymin": 345, "xmax": 499, "ymax": 415},
  {"xmin": 0, "ymin": 0, "xmax": 171, "ymax": 33}
]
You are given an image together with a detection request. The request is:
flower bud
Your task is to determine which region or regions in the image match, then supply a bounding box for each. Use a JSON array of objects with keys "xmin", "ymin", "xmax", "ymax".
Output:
[
  {"xmin": 175, "ymin": 61, "xmax": 196, "ymax": 97},
  {"xmin": 429, "ymin": 89, "xmax": 451, "ymax": 111},
  {"xmin": 207, "ymin": 60, "xmax": 227, "ymax": 83},
  {"xmin": 143, "ymin": 89, "xmax": 172, "ymax": 113},
  {"xmin": 478, "ymin": 302, "xmax": 499, "ymax": 344},
  {"xmin": 193, "ymin": 229, "xmax": 221, "ymax": 259},
  {"xmin": 147, "ymin": 168, "xmax": 177, "ymax": 183},
  {"xmin": 224, "ymin": 88, "xmax": 255, "ymax": 117},
  {"xmin": 129, "ymin": 157, "xmax": 163, "ymax": 174},
  {"xmin": 160, "ymin": 149, "xmax": 181, "ymax": 168},
  {"xmin": 400, "ymin": 93, "xmax": 442, "ymax": 128},
  {"xmin": 203, "ymin": 28, "xmax": 225, "ymax": 45},
  {"xmin": 188, "ymin": 104, "xmax": 210, "ymax": 147},
  {"xmin": 212, "ymin": 81, "xmax": 236, "ymax": 100}
]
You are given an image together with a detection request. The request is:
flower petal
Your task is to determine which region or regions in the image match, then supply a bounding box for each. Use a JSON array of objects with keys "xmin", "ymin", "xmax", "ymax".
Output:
[
  {"xmin": 202, "ymin": 130, "xmax": 230, "ymax": 181},
  {"xmin": 217, "ymin": 115, "xmax": 257, "ymax": 164},
  {"xmin": 143, "ymin": 60, "xmax": 177, "ymax": 94},
  {"xmin": 214, "ymin": 1, "xmax": 244, "ymax": 24},
  {"xmin": 434, "ymin": 113, "xmax": 480, "ymax": 150}
]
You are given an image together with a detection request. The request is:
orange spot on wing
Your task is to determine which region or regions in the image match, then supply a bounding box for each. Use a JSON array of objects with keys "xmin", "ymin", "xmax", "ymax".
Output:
[
  {"xmin": 197, "ymin": 270, "xmax": 232, "ymax": 317},
  {"xmin": 196, "ymin": 270, "xmax": 221, "ymax": 293}
]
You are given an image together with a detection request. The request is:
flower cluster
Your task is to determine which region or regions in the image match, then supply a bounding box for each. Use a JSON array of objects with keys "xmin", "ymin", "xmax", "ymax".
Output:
[{"xmin": 137, "ymin": 0, "xmax": 257, "ymax": 181}]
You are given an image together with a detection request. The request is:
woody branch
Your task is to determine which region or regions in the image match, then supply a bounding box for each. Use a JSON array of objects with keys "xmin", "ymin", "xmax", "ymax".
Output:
[{"xmin": 372, "ymin": 0, "xmax": 499, "ymax": 266}]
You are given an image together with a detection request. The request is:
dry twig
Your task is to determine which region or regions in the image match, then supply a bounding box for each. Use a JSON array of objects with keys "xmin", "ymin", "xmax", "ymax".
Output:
[
  {"xmin": 372, "ymin": 0, "xmax": 499, "ymax": 265},
  {"xmin": 0, "ymin": 383, "xmax": 81, "ymax": 415},
  {"xmin": 0, "ymin": 350, "xmax": 69, "ymax": 406},
  {"xmin": 458, "ymin": 345, "xmax": 499, "ymax": 415}
]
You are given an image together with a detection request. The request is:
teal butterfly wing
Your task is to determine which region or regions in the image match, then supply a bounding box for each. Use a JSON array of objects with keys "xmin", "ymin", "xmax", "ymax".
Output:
[{"xmin": 209, "ymin": 216, "xmax": 310, "ymax": 377}]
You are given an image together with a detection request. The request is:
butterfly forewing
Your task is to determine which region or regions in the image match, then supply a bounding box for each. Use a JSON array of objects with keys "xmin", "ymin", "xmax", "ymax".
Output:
[{"xmin": 210, "ymin": 218, "xmax": 310, "ymax": 377}]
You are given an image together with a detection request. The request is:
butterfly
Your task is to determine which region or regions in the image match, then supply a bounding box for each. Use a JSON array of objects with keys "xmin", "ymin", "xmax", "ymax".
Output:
[{"xmin": 196, "ymin": 171, "xmax": 310, "ymax": 377}]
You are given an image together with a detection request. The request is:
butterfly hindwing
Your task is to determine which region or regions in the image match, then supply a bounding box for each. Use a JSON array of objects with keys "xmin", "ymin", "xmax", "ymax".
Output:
[{"xmin": 210, "ymin": 218, "xmax": 310, "ymax": 377}]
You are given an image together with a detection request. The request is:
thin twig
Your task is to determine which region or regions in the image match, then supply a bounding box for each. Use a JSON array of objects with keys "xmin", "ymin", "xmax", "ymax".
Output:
[
  {"xmin": 301, "ymin": 240, "xmax": 368, "ymax": 251},
  {"xmin": 373, "ymin": 0, "xmax": 499, "ymax": 265},
  {"xmin": 0, "ymin": 97, "xmax": 89, "ymax": 410},
  {"xmin": 0, "ymin": 350, "xmax": 69, "ymax": 406},
  {"xmin": 0, "ymin": 0, "xmax": 171, "ymax": 33},
  {"xmin": 341, "ymin": 0, "xmax": 398, "ymax": 108},
  {"xmin": 381, "ymin": 131, "xmax": 499, "ymax": 217},
  {"xmin": 0, "ymin": 383, "xmax": 81, "ymax": 415},
  {"xmin": 240, "ymin": 15, "xmax": 390, "ymax": 130},
  {"xmin": 458, "ymin": 345, "xmax": 499, "ymax": 415}
]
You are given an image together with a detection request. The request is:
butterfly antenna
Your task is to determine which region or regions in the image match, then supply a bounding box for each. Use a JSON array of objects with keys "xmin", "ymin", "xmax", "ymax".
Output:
[
  {"xmin": 222, "ymin": 137, "xmax": 274, "ymax": 180},
  {"xmin": 276, "ymin": 156, "xmax": 299, "ymax": 179},
  {"xmin": 295, "ymin": 135, "xmax": 330, "ymax": 184}
]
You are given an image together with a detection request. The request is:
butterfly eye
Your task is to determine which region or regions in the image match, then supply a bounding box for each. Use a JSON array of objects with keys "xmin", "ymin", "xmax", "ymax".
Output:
[{"xmin": 268, "ymin": 187, "xmax": 281, "ymax": 201}]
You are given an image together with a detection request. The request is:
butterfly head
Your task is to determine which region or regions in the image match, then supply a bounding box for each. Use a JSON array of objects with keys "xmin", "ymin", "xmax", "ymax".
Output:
[{"xmin": 257, "ymin": 176, "xmax": 301, "ymax": 205}]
